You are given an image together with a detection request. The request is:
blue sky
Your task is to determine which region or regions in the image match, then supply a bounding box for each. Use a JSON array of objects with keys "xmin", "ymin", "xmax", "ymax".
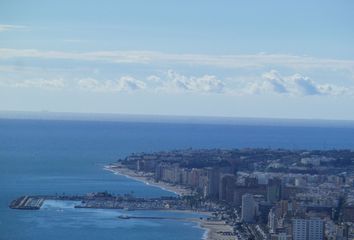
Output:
[{"xmin": 1, "ymin": 1, "xmax": 354, "ymax": 120}]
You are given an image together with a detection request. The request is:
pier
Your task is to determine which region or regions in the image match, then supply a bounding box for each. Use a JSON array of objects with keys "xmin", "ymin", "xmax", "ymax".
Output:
[
  {"xmin": 117, "ymin": 215, "xmax": 202, "ymax": 221},
  {"xmin": 9, "ymin": 194, "xmax": 87, "ymax": 210},
  {"xmin": 9, "ymin": 192, "xmax": 197, "ymax": 212},
  {"xmin": 9, "ymin": 196, "xmax": 45, "ymax": 210}
]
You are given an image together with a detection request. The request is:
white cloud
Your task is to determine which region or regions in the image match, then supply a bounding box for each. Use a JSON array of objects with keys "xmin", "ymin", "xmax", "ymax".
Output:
[
  {"xmin": 164, "ymin": 70, "xmax": 225, "ymax": 93},
  {"xmin": 0, "ymin": 24, "xmax": 27, "ymax": 32},
  {"xmin": 246, "ymin": 70, "xmax": 353, "ymax": 96},
  {"xmin": 147, "ymin": 75, "xmax": 161, "ymax": 82},
  {"xmin": 77, "ymin": 78, "xmax": 101, "ymax": 91},
  {"xmin": 1, "ymin": 48, "xmax": 354, "ymax": 72},
  {"xmin": 78, "ymin": 76, "xmax": 146, "ymax": 92},
  {"xmin": 0, "ymin": 78, "xmax": 65, "ymax": 89},
  {"xmin": 317, "ymin": 84, "xmax": 352, "ymax": 96},
  {"xmin": 118, "ymin": 76, "xmax": 146, "ymax": 91},
  {"xmin": 289, "ymin": 74, "xmax": 320, "ymax": 95},
  {"xmin": 261, "ymin": 70, "xmax": 289, "ymax": 93},
  {"xmin": 78, "ymin": 71, "xmax": 225, "ymax": 94},
  {"xmin": 0, "ymin": 61, "xmax": 352, "ymax": 96}
]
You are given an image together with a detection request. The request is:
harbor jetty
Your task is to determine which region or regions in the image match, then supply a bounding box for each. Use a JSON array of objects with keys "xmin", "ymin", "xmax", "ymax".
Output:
[
  {"xmin": 9, "ymin": 194, "xmax": 85, "ymax": 210},
  {"xmin": 117, "ymin": 215, "xmax": 202, "ymax": 221},
  {"xmin": 9, "ymin": 196, "xmax": 45, "ymax": 210},
  {"xmin": 9, "ymin": 192, "xmax": 206, "ymax": 212}
]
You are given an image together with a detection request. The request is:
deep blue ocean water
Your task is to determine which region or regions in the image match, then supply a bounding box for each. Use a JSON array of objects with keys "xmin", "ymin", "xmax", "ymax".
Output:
[{"xmin": 1, "ymin": 118, "xmax": 354, "ymax": 240}]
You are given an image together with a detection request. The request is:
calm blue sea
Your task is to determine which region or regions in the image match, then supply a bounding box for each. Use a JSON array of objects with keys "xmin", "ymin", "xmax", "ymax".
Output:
[{"xmin": 1, "ymin": 118, "xmax": 354, "ymax": 240}]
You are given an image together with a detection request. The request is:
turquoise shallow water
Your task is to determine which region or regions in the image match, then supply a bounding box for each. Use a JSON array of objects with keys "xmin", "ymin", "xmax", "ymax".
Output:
[{"xmin": 1, "ymin": 119, "xmax": 354, "ymax": 240}]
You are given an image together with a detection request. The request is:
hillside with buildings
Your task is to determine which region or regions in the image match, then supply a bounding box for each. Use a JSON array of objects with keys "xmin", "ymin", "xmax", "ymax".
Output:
[{"xmin": 110, "ymin": 148, "xmax": 354, "ymax": 240}]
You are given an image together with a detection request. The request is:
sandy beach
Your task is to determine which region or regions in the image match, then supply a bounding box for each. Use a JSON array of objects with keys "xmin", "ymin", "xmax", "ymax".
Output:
[
  {"xmin": 104, "ymin": 163, "xmax": 193, "ymax": 196},
  {"xmin": 104, "ymin": 163, "xmax": 235, "ymax": 240},
  {"xmin": 199, "ymin": 219, "xmax": 235, "ymax": 240}
]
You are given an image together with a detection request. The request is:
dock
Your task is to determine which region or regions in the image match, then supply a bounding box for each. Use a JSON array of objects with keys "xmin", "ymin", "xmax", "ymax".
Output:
[
  {"xmin": 9, "ymin": 192, "xmax": 201, "ymax": 212},
  {"xmin": 9, "ymin": 196, "xmax": 45, "ymax": 210},
  {"xmin": 9, "ymin": 195, "xmax": 85, "ymax": 210},
  {"xmin": 117, "ymin": 215, "xmax": 202, "ymax": 221}
]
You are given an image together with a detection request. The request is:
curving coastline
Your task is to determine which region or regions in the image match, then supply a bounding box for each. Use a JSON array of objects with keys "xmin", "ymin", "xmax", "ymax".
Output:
[
  {"xmin": 104, "ymin": 164, "xmax": 235, "ymax": 240},
  {"xmin": 103, "ymin": 164, "xmax": 193, "ymax": 196}
]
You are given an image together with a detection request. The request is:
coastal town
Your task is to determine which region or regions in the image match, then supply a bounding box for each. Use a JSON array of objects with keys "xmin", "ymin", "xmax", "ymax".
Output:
[
  {"xmin": 106, "ymin": 148, "xmax": 354, "ymax": 240},
  {"xmin": 9, "ymin": 148, "xmax": 354, "ymax": 240}
]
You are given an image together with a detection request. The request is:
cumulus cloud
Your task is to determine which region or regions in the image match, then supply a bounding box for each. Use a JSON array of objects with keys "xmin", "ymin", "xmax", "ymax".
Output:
[
  {"xmin": 0, "ymin": 62, "xmax": 352, "ymax": 96},
  {"xmin": 289, "ymin": 74, "xmax": 320, "ymax": 95},
  {"xmin": 261, "ymin": 70, "xmax": 289, "ymax": 93},
  {"xmin": 78, "ymin": 76, "xmax": 146, "ymax": 92},
  {"xmin": 164, "ymin": 70, "xmax": 225, "ymax": 93},
  {"xmin": 246, "ymin": 70, "xmax": 352, "ymax": 96},
  {"xmin": 256, "ymin": 70, "xmax": 321, "ymax": 95},
  {"xmin": 147, "ymin": 75, "xmax": 161, "ymax": 82},
  {"xmin": 77, "ymin": 71, "xmax": 225, "ymax": 94}
]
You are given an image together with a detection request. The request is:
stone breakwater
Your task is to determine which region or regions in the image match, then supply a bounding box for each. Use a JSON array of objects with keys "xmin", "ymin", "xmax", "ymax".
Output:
[{"xmin": 10, "ymin": 192, "xmax": 195, "ymax": 211}]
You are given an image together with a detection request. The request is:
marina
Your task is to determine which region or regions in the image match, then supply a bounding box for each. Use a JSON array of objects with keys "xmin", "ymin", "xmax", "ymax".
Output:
[
  {"xmin": 9, "ymin": 192, "xmax": 199, "ymax": 212},
  {"xmin": 9, "ymin": 196, "xmax": 45, "ymax": 210}
]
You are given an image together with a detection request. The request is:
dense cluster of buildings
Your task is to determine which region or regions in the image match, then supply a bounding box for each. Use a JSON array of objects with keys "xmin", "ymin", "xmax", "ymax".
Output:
[{"xmin": 118, "ymin": 148, "xmax": 354, "ymax": 240}]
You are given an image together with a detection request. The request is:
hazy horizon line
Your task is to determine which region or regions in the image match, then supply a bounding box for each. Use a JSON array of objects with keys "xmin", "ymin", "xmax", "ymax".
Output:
[{"xmin": 1, "ymin": 110, "xmax": 354, "ymax": 128}]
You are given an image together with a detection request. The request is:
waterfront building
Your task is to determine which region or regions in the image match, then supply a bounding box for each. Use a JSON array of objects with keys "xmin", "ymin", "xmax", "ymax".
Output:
[
  {"xmin": 233, "ymin": 184, "xmax": 267, "ymax": 206},
  {"xmin": 343, "ymin": 206, "xmax": 354, "ymax": 222},
  {"xmin": 219, "ymin": 174, "xmax": 236, "ymax": 202},
  {"xmin": 267, "ymin": 178, "xmax": 282, "ymax": 204},
  {"xmin": 189, "ymin": 168, "xmax": 202, "ymax": 188},
  {"xmin": 292, "ymin": 218, "xmax": 324, "ymax": 240},
  {"xmin": 271, "ymin": 232, "xmax": 290, "ymax": 240},
  {"xmin": 295, "ymin": 177, "xmax": 305, "ymax": 187},
  {"xmin": 258, "ymin": 202, "xmax": 272, "ymax": 223},
  {"xmin": 137, "ymin": 158, "xmax": 157, "ymax": 172},
  {"xmin": 241, "ymin": 193, "xmax": 256, "ymax": 223},
  {"xmin": 268, "ymin": 208, "xmax": 277, "ymax": 233},
  {"xmin": 205, "ymin": 167, "xmax": 220, "ymax": 199}
]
